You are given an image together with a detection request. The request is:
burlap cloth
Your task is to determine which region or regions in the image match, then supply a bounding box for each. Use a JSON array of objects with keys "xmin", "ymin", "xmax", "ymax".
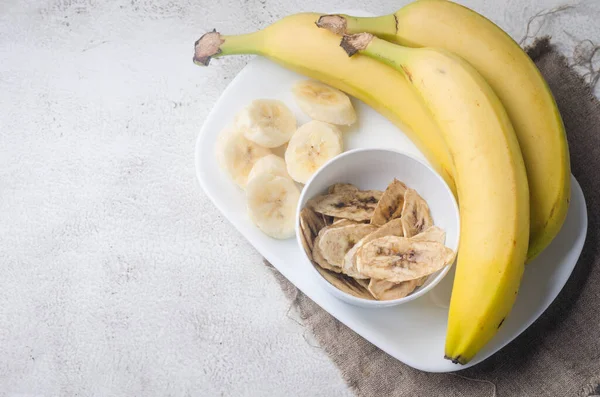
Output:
[{"xmin": 266, "ymin": 38, "xmax": 600, "ymax": 396}]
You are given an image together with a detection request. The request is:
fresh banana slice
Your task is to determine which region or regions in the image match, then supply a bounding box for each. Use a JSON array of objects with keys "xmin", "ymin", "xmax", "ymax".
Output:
[
  {"xmin": 246, "ymin": 173, "xmax": 300, "ymax": 239},
  {"xmin": 311, "ymin": 189, "xmax": 383, "ymax": 221},
  {"xmin": 215, "ymin": 127, "xmax": 272, "ymax": 188},
  {"xmin": 342, "ymin": 218, "xmax": 404, "ymax": 279},
  {"xmin": 247, "ymin": 154, "xmax": 290, "ymax": 184},
  {"xmin": 371, "ymin": 179, "xmax": 408, "ymax": 226},
  {"xmin": 285, "ymin": 120, "xmax": 343, "ymax": 183},
  {"xmin": 401, "ymin": 188, "xmax": 434, "ymax": 237},
  {"xmin": 292, "ymin": 80, "xmax": 357, "ymax": 126},
  {"xmin": 357, "ymin": 236, "xmax": 455, "ymax": 283},
  {"xmin": 235, "ymin": 99, "xmax": 297, "ymax": 148}
]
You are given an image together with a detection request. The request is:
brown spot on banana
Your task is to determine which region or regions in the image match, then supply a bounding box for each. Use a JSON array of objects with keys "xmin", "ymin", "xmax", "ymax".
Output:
[{"xmin": 400, "ymin": 65, "xmax": 413, "ymax": 83}]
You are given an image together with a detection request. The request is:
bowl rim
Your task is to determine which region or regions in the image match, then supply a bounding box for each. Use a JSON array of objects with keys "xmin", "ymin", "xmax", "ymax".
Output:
[{"xmin": 295, "ymin": 147, "xmax": 460, "ymax": 307}]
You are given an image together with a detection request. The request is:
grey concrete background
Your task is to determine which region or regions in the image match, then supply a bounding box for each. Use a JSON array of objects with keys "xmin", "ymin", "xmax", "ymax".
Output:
[{"xmin": 0, "ymin": 0, "xmax": 598, "ymax": 395}]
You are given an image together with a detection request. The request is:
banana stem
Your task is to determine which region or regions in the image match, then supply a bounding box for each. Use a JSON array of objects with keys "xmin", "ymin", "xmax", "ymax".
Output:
[
  {"xmin": 341, "ymin": 33, "xmax": 411, "ymax": 78},
  {"xmin": 317, "ymin": 14, "xmax": 397, "ymax": 42},
  {"xmin": 194, "ymin": 30, "xmax": 263, "ymax": 66}
]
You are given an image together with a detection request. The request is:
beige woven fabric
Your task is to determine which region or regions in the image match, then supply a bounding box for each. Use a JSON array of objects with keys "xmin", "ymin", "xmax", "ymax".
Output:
[{"xmin": 267, "ymin": 38, "xmax": 600, "ymax": 397}]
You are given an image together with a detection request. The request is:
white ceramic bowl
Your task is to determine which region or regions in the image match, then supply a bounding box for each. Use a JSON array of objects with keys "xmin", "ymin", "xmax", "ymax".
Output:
[{"xmin": 296, "ymin": 148, "xmax": 460, "ymax": 308}]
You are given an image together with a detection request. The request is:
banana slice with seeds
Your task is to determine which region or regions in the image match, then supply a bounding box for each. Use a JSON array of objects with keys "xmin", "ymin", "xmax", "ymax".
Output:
[
  {"xmin": 215, "ymin": 127, "xmax": 272, "ymax": 188},
  {"xmin": 285, "ymin": 120, "xmax": 343, "ymax": 184},
  {"xmin": 342, "ymin": 218, "xmax": 404, "ymax": 279},
  {"xmin": 318, "ymin": 223, "xmax": 378, "ymax": 268},
  {"xmin": 246, "ymin": 173, "xmax": 300, "ymax": 239},
  {"xmin": 311, "ymin": 190, "xmax": 383, "ymax": 222},
  {"xmin": 236, "ymin": 99, "xmax": 297, "ymax": 148},
  {"xmin": 401, "ymin": 188, "xmax": 434, "ymax": 237},
  {"xmin": 357, "ymin": 236, "xmax": 455, "ymax": 283},
  {"xmin": 292, "ymin": 80, "xmax": 357, "ymax": 126}
]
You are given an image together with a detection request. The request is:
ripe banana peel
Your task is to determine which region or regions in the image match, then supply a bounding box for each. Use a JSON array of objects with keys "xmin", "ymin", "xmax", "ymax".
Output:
[
  {"xmin": 193, "ymin": 13, "xmax": 457, "ymax": 195},
  {"xmin": 317, "ymin": 0, "xmax": 571, "ymax": 261},
  {"xmin": 340, "ymin": 33, "xmax": 529, "ymax": 365}
]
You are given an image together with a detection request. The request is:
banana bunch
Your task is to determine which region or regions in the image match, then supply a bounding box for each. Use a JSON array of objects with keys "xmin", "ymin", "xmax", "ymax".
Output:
[{"xmin": 193, "ymin": 0, "xmax": 571, "ymax": 365}]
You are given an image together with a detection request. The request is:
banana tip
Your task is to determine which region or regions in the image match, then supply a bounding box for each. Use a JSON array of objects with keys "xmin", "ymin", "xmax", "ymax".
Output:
[
  {"xmin": 340, "ymin": 33, "xmax": 374, "ymax": 57},
  {"xmin": 193, "ymin": 29, "xmax": 224, "ymax": 66},
  {"xmin": 316, "ymin": 15, "xmax": 347, "ymax": 35},
  {"xmin": 444, "ymin": 354, "xmax": 467, "ymax": 365}
]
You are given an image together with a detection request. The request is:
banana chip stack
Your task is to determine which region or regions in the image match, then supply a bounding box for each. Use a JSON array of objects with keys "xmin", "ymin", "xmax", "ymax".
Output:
[{"xmin": 300, "ymin": 179, "xmax": 456, "ymax": 301}]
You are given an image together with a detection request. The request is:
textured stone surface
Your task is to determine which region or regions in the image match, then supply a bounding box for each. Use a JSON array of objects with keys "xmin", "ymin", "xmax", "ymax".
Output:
[{"xmin": 0, "ymin": 0, "xmax": 598, "ymax": 395}]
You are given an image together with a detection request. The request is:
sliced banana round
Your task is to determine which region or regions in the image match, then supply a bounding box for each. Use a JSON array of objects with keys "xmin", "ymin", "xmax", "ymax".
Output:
[
  {"xmin": 247, "ymin": 154, "xmax": 290, "ymax": 184},
  {"xmin": 215, "ymin": 127, "xmax": 272, "ymax": 188},
  {"xmin": 285, "ymin": 120, "xmax": 343, "ymax": 184},
  {"xmin": 246, "ymin": 173, "xmax": 300, "ymax": 239},
  {"xmin": 292, "ymin": 80, "xmax": 357, "ymax": 126},
  {"xmin": 236, "ymin": 99, "xmax": 297, "ymax": 148}
]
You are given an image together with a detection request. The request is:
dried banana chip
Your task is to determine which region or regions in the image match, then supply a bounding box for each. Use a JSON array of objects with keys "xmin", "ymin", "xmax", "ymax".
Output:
[
  {"xmin": 411, "ymin": 225, "xmax": 446, "ymax": 244},
  {"xmin": 312, "ymin": 232, "xmax": 342, "ymax": 273},
  {"xmin": 370, "ymin": 179, "xmax": 408, "ymax": 226},
  {"xmin": 368, "ymin": 279, "xmax": 418, "ymax": 300},
  {"xmin": 355, "ymin": 278, "xmax": 371, "ymax": 290},
  {"xmin": 314, "ymin": 265, "xmax": 375, "ymax": 300},
  {"xmin": 328, "ymin": 183, "xmax": 358, "ymax": 194},
  {"xmin": 401, "ymin": 188, "xmax": 433, "ymax": 238},
  {"xmin": 357, "ymin": 236, "xmax": 455, "ymax": 283},
  {"xmin": 312, "ymin": 190, "xmax": 383, "ymax": 221},
  {"xmin": 299, "ymin": 230, "xmax": 312, "ymax": 261},
  {"xmin": 319, "ymin": 223, "xmax": 378, "ymax": 267},
  {"xmin": 368, "ymin": 275, "xmax": 428, "ymax": 300},
  {"xmin": 322, "ymin": 214, "xmax": 334, "ymax": 226},
  {"xmin": 331, "ymin": 219, "xmax": 358, "ymax": 228},
  {"xmin": 299, "ymin": 207, "xmax": 327, "ymax": 260},
  {"xmin": 342, "ymin": 218, "xmax": 404, "ymax": 279}
]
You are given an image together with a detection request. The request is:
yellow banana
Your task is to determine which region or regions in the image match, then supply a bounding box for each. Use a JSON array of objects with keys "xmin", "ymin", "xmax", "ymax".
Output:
[
  {"xmin": 340, "ymin": 33, "xmax": 529, "ymax": 364},
  {"xmin": 318, "ymin": 0, "xmax": 570, "ymax": 260},
  {"xmin": 193, "ymin": 13, "xmax": 456, "ymax": 195}
]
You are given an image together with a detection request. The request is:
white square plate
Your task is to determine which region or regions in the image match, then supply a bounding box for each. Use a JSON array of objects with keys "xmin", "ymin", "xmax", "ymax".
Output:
[{"xmin": 195, "ymin": 56, "xmax": 588, "ymax": 372}]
